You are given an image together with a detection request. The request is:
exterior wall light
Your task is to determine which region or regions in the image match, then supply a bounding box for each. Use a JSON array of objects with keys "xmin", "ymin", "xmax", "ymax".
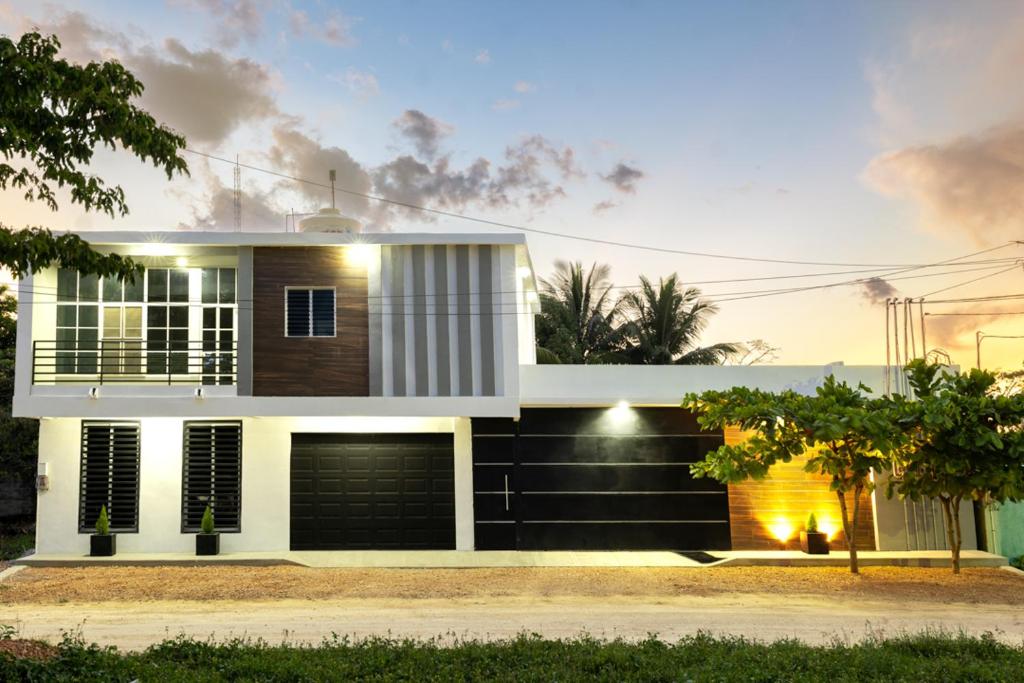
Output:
[
  {"xmin": 769, "ymin": 518, "xmax": 794, "ymax": 547},
  {"xmin": 88, "ymin": 386, "xmax": 99, "ymax": 399},
  {"xmin": 175, "ymin": 256, "xmax": 189, "ymax": 267},
  {"xmin": 194, "ymin": 387, "xmax": 204, "ymax": 399}
]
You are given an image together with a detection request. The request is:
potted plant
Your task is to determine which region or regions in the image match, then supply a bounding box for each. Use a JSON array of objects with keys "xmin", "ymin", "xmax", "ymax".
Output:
[
  {"xmin": 196, "ymin": 505, "xmax": 219, "ymax": 556},
  {"xmin": 90, "ymin": 505, "xmax": 116, "ymax": 556},
  {"xmin": 799, "ymin": 512, "xmax": 829, "ymax": 555}
]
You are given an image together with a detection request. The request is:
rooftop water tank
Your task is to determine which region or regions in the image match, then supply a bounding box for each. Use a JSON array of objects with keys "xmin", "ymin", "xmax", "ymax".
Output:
[{"xmin": 297, "ymin": 206, "xmax": 362, "ymax": 233}]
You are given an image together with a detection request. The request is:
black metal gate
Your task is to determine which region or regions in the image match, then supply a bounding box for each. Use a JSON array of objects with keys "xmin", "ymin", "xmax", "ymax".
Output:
[
  {"xmin": 472, "ymin": 408, "xmax": 730, "ymax": 550},
  {"xmin": 290, "ymin": 433, "xmax": 455, "ymax": 550}
]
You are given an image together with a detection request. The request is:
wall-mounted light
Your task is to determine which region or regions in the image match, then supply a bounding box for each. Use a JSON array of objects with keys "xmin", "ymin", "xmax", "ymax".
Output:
[
  {"xmin": 175, "ymin": 256, "xmax": 189, "ymax": 268},
  {"xmin": 194, "ymin": 387, "xmax": 204, "ymax": 399},
  {"xmin": 140, "ymin": 242, "xmax": 174, "ymax": 257},
  {"xmin": 608, "ymin": 399, "xmax": 633, "ymax": 424},
  {"xmin": 816, "ymin": 517, "xmax": 838, "ymax": 541},
  {"xmin": 769, "ymin": 517, "xmax": 794, "ymax": 547},
  {"xmin": 37, "ymin": 462, "xmax": 49, "ymax": 492},
  {"xmin": 88, "ymin": 386, "xmax": 99, "ymax": 399}
]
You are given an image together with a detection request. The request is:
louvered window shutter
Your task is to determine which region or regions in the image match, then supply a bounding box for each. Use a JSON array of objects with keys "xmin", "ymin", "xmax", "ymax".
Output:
[
  {"xmin": 79, "ymin": 422, "xmax": 141, "ymax": 532},
  {"xmin": 182, "ymin": 422, "xmax": 242, "ymax": 532}
]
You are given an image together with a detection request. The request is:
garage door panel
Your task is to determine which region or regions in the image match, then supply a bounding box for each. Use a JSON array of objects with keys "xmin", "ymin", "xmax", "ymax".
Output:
[
  {"xmin": 290, "ymin": 433, "xmax": 455, "ymax": 551},
  {"xmin": 472, "ymin": 409, "xmax": 731, "ymax": 551},
  {"xmin": 517, "ymin": 435, "xmax": 723, "ymax": 464},
  {"xmin": 518, "ymin": 522, "xmax": 731, "ymax": 551}
]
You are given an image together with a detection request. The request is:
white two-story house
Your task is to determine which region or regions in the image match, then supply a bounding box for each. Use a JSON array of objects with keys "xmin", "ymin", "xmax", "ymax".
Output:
[{"xmin": 14, "ymin": 210, "xmax": 978, "ymax": 557}]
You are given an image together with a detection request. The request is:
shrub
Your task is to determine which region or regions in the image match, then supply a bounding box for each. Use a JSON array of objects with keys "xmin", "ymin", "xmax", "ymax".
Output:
[
  {"xmin": 95, "ymin": 506, "xmax": 109, "ymax": 536},
  {"xmin": 1011, "ymin": 555, "xmax": 1024, "ymax": 571},
  {"xmin": 806, "ymin": 512, "xmax": 818, "ymax": 533},
  {"xmin": 200, "ymin": 505, "xmax": 215, "ymax": 535}
]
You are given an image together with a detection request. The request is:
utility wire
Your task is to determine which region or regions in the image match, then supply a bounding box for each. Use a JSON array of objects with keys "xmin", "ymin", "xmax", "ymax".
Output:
[
  {"xmin": 917, "ymin": 263, "xmax": 1023, "ymax": 298},
  {"xmin": 187, "ymin": 148, "xmax": 1019, "ymax": 269}
]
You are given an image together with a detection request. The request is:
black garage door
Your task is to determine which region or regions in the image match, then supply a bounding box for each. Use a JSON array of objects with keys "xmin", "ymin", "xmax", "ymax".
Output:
[
  {"xmin": 473, "ymin": 408, "xmax": 730, "ymax": 551},
  {"xmin": 290, "ymin": 433, "xmax": 455, "ymax": 550}
]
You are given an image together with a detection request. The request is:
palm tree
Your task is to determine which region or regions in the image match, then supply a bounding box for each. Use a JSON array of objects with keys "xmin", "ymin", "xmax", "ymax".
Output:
[
  {"xmin": 535, "ymin": 261, "xmax": 624, "ymax": 364},
  {"xmin": 619, "ymin": 274, "xmax": 740, "ymax": 365}
]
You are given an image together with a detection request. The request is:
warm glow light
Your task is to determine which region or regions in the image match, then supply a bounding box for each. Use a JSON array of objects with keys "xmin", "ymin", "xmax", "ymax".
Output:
[
  {"xmin": 608, "ymin": 399, "xmax": 634, "ymax": 423},
  {"xmin": 346, "ymin": 244, "xmax": 375, "ymax": 266},
  {"xmin": 816, "ymin": 517, "xmax": 838, "ymax": 541},
  {"xmin": 769, "ymin": 518, "xmax": 794, "ymax": 543},
  {"xmin": 139, "ymin": 242, "xmax": 175, "ymax": 257},
  {"xmin": 517, "ymin": 266, "xmax": 532, "ymax": 279},
  {"xmin": 174, "ymin": 256, "xmax": 189, "ymax": 267}
]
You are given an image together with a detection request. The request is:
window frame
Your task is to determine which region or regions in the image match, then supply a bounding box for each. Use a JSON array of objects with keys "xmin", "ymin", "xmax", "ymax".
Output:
[
  {"xmin": 180, "ymin": 421, "xmax": 243, "ymax": 534},
  {"xmin": 78, "ymin": 420, "xmax": 141, "ymax": 534},
  {"xmin": 283, "ymin": 286, "xmax": 337, "ymax": 338}
]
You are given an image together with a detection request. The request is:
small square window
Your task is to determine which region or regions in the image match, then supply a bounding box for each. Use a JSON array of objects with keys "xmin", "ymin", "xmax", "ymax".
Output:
[{"xmin": 285, "ymin": 288, "xmax": 336, "ymax": 337}]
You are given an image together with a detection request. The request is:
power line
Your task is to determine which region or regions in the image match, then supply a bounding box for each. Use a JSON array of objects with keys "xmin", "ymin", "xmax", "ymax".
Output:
[
  {"xmin": 925, "ymin": 311, "xmax": 1024, "ymax": 316},
  {"xmin": 187, "ymin": 148, "xmax": 1020, "ymax": 269},
  {"xmin": 917, "ymin": 263, "xmax": 1023, "ymax": 298}
]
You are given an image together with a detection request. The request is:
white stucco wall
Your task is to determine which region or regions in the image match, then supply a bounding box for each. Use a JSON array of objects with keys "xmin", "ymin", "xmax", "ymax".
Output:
[{"xmin": 35, "ymin": 415, "xmax": 472, "ymax": 555}]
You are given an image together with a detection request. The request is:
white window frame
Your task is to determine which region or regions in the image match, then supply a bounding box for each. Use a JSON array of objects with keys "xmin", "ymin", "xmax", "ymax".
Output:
[{"xmin": 284, "ymin": 286, "xmax": 337, "ymax": 338}]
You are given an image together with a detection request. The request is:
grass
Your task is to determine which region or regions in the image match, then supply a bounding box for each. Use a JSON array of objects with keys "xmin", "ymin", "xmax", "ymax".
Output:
[
  {"xmin": 1, "ymin": 632, "xmax": 1023, "ymax": 682},
  {"xmin": 0, "ymin": 531, "xmax": 33, "ymax": 562}
]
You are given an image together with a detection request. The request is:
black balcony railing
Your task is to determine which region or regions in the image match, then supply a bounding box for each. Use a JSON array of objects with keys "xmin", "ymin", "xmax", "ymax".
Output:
[{"xmin": 32, "ymin": 339, "xmax": 237, "ymax": 386}]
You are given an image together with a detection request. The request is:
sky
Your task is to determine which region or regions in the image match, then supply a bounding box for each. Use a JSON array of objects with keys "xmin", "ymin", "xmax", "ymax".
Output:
[{"xmin": 2, "ymin": 0, "xmax": 1024, "ymax": 371}]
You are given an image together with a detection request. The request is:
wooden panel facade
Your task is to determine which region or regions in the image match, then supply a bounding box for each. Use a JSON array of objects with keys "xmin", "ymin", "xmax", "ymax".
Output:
[
  {"xmin": 725, "ymin": 427, "xmax": 876, "ymax": 551},
  {"xmin": 252, "ymin": 247, "xmax": 369, "ymax": 396}
]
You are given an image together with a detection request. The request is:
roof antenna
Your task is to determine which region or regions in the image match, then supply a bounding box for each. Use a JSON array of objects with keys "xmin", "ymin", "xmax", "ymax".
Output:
[{"xmin": 329, "ymin": 169, "xmax": 336, "ymax": 209}]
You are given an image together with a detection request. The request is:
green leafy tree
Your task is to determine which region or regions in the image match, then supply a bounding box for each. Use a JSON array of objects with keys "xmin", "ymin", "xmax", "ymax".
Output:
[
  {"xmin": 620, "ymin": 274, "xmax": 739, "ymax": 365},
  {"xmin": 891, "ymin": 360, "xmax": 1024, "ymax": 573},
  {"xmin": 535, "ymin": 261, "xmax": 623, "ymax": 364},
  {"xmin": 0, "ymin": 31, "xmax": 189, "ymax": 279},
  {"xmin": 685, "ymin": 377, "xmax": 906, "ymax": 573}
]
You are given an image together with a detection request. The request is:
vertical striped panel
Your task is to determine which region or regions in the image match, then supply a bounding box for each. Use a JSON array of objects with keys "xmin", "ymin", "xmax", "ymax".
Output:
[
  {"xmin": 390, "ymin": 246, "xmax": 406, "ymax": 396},
  {"xmin": 368, "ymin": 246, "xmax": 383, "ymax": 396},
  {"xmin": 455, "ymin": 246, "xmax": 473, "ymax": 396},
  {"xmin": 433, "ymin": 246, "xmax": 451, "ymax": 396},
  {"xmin": 478, "ymin": 246, "xmax": 496, "ymax": 396},
  {"xmin": 412, "ymin": 245, "xmax": 429, "ymax": 397}
]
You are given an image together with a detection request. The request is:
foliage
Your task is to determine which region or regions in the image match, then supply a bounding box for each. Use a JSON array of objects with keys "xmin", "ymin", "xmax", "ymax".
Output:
[
  {"xmin": 620, "ymin": 274, "xmax": 741, "ymax": 365},
  {"xmin": 200, "ymin": 506, "xmax": 215, "ymax": 535},
  {"xmin": 685, "ymin": 376, "xmax": 907, "ymax": 573},
  {"xmin": 0, "ymin": 31, "xmax": 189, "ymax": 280},
  {"xmin": 0, "ymin": 530, "xmax": 34, "ymax": 561},
  {"xmin": 1012, "ymin": 555, "xmax": 1024, "ymax": 571},
  {"xmin": 891, "ymin": 360, "xmax": 1024, "ymax": 573},
  {"xmin": 0, "ymin": 286, "xmax": 37, "ymax": 485},
  {"xmin": 95, "ymin": 506, "xmax": 109, "ymax": 536},
  {"xmin": 733, "ymin": 338, "xmax": 781, "ymax": 365},
  {"xmin": 535, "ymin": 261, "xmax": 623, "ymax": 364},
  {"xmin": 806, "ymin": 512, "xmax": 818, "ymax": 533},
  {"xmin": 2, "ymin": 632, "xmax": 1024, "ymax": 681}
]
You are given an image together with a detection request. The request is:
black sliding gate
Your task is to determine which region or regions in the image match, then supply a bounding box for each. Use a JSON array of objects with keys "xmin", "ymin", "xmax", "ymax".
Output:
[{"xmin": 472, "ymin": 408, "xmax": 730, "ymax": 551}]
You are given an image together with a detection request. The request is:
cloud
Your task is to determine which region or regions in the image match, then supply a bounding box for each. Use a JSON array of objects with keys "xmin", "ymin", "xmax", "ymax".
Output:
[
  {"xmin": 174, "ymin": 0, "xmax": 263, "ymax": 47},
  {"xmin": 864, "ymin": 124, "xmax": 1024, "ymax": 245},
  {"xmin": 267, "ymin": 123, "xmax": 374, "ymax": 216},
  {"xmin": 859, "ymin": 277, "xmax": 899, "ymax": 304},
  {"xmin": 441, "ymin": 39, "xmax": 454, "ymax": 53},
  {"xmin": 492, "ymin": 98, "xmax": 520, "ymax": 111},
  {"xmin": 601, "ymin": 162, "xmax": 645, "ymax": 193},
  {"xmin": 187, "ymin": 177, "xmax": 285, "ymax": 232},
  {"xmin": 475, "ymin": 49, "xmax": 490, "ymax": 64},
  {"xmin": 331, "ymin": 67, "xmax": 379, "ymax": 101},
  {"xmin": 131, "ymin": 39, "xmax": 279, "ymax": 144},
  {"xmin": 593, "ymin": 200, "xmax": 617, "ymax": 213},
  {"xmin": 514, "ymin": 81, "xmax": 536, "ymax": 93},
  {"xmin": 288, "ymin": 7, "xmax": 356, "ymax": 46},
  {"xmin": 393, "ymin": 109, "xmax": 454, "ymax": 159}
]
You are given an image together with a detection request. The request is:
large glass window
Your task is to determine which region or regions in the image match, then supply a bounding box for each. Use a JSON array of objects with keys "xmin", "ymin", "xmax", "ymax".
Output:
[
  {"xmin": 146, "ymin": 268, "xmax": 191, "ymax": 375},
  {"xmin": 201, "ymin": 269, "xmax": 236, "ymax": 385}
]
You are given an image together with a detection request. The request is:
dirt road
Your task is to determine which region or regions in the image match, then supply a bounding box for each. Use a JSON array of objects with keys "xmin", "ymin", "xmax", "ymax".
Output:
[
  {"xmin": 3, "ymin": 566, "xmax": 1023, "ymax": 649},
  {"xmin": 4, "ymin": 594, "xmax": 1024, "ymax": 650}
]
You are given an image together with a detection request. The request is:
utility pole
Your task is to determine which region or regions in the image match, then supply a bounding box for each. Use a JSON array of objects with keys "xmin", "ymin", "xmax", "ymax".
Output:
[
  {"xmin": 976, "ymin": 330, "xmax": 983, "ymax": 370},
  {"xmin": 233, "ymin": 154, "xmax": 241, "ymax": 232}
]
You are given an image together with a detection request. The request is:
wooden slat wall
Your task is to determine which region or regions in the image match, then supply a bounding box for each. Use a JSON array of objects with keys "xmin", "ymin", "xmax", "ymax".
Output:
[
  {"xmin": 725, "ymin": 427, "xmax": 876, "ymax": 551},
  {"xmin": 252, "ymin": 247, "xmax": 369, "ymax": 396}
]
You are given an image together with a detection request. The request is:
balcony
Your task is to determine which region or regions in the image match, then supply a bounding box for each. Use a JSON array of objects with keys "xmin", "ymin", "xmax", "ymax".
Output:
[{"xmin": 32, "ymin": 340, "xmax": 237, "ymax": 386}]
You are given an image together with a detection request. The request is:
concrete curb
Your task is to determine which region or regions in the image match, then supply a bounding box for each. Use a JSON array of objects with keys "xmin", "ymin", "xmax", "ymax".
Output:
[{"xmin": 0, "ymin": 564, "xmax": 28, "ymax": 582}]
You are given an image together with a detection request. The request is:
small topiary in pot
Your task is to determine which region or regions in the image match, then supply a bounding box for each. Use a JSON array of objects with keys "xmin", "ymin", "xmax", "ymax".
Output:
[
  {"xmin": 90, "ymin": 505, "xmax": 116, "ymax": 557},
  {"xmin": 196, "ymin": 504, "xmax": 220, "ymax": 556},
  {"xmin": 800, "ymin": 512, "xmax": 829, "ymax": 555}
]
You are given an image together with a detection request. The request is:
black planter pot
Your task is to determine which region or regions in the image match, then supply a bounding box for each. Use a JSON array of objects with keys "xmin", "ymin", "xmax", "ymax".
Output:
[
  {"xmin": 196, "ymin": 533, "xmax": 220, "ymax": 556},
  {"xmin": 90, "ymin": 534, "xmax": 116, "ymax": 557},
  {"xmin": 800, "ymin": 531, "xmax": 830, "ymax": 555}
]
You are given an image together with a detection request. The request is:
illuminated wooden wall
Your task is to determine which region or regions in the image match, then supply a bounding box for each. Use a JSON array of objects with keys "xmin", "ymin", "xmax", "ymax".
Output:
[{"xmin": 724, "ymin": 427, "xmax": 876, "ymax": 551}]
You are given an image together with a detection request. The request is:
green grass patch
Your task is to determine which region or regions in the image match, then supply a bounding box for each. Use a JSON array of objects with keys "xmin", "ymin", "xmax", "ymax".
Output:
[
  {"xmin": 0, "ymin": 531, "xmax": 33, "ymax": 561},
  {"xmin": 2, "ymin": 631, "xmax": 1023, "ymax": 682}
]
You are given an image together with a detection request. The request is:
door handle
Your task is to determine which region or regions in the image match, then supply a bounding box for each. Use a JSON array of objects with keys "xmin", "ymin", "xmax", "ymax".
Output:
[{"xmin": 504, "ymin": 474, "xmax": 510, "ymax": 511}]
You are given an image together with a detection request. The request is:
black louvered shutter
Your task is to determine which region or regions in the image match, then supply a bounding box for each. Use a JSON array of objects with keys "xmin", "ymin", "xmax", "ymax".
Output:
[
  {"xmin": 79, "ymin": 422, "xmax": 141, "ymax": 532},
  {"xmin": 182, "ymin": 422, "xmax": 242, "ymax": 532}
]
